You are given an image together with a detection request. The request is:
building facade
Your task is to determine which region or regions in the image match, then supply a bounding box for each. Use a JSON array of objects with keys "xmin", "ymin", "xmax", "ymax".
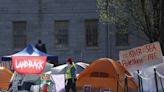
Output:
[{"xmin": 0, "ymin": 0, "xmax": 148, "ymax": 63}]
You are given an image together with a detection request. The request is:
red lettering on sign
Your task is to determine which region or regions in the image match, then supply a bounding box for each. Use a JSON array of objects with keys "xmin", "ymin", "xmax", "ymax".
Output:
[
  {"xmin": 128, "ymin": 48, "xmax": 142, "ymax": 57},
  {"xmin": 148, "ymin": 52, "xmax": 156, "ymax": 61},
  {"xmin": 122, "ymin": 58, "xmax": 143, "ymax": 67},
  {"xmin": 145, "ymin": 44, "xmax": 156, "ymax": 53},
  {"xmin": 120, "ymin": 42, "xmax": 163, "ymax": 71}
]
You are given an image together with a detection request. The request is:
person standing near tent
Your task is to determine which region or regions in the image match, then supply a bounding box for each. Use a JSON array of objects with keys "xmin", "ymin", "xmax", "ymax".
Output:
[
  {"xmin": 35, "ymin": 40, "xmax": 47, "ymax": 53},
  {"xmin": 65, "ymin": 57, "xmax": 77, "ymax": 92}
]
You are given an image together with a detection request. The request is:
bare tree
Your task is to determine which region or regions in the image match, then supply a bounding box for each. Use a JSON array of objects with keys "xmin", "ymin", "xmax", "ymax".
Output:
[
  {"xmin": 97, "ymin": 0, "xmax": 162, "ymax": 44},
  {"xmin": 159, "ymin": 0, "xmax": 164, "ymax": 53}
]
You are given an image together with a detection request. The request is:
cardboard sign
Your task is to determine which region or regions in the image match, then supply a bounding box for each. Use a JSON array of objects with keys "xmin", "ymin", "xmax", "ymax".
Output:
[
  {"xmin": 12, "ymin": 56, "xmax": 47, "ymax": 74},
  {"xmin": 119, "ymin": 42, "xmax": 163, "ymax": 71}
]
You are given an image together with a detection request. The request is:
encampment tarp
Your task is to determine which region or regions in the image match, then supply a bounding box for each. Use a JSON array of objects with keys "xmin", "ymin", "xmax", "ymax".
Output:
[
  {"xmin": 1, "ymin": 44, "xmax": 58, "ymax": 61},
  {"xmin": 51, "ymin": 62, "xmax": 89, "ymax": 74},
  {"xmin": 76, "ymin": 58, "xmax": 138, "ymax": 92}
]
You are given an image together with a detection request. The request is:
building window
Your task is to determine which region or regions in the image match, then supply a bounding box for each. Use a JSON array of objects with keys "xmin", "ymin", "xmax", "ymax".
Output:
[
  {"xmin": 115, "ymin": 21, "xmax": 129, "ymax": 46},
  {"xmin": 13, "ymin": 21, "xmax": 27, "ymax": 49},
  {"xmin": 85, "ymin": 19, "xmax": 98, "ymax": 47},
  {"xmin": 54, "ymin": 20, "xmax": 69, "ymax": 48}
]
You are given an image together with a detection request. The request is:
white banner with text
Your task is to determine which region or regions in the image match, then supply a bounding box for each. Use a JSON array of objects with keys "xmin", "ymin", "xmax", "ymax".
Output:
[{"xmin": 119, "ymin": 42, "xmax": 163, "ymax": 71}]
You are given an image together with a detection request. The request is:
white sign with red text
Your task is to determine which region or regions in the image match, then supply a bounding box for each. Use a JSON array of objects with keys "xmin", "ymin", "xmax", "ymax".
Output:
[
  {"xmin": 119, "ymin": 42, "xmax": 163, "ymax": 71},
  {"xmin": 12, "ymin": 56, "xmax": 47, "ymax": 74}
]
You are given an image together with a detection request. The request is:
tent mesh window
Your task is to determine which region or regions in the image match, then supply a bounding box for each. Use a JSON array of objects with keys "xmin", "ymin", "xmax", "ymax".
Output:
[{"xmin": 90, "ymin": 72, "xmax": 109, "ymax": 77}]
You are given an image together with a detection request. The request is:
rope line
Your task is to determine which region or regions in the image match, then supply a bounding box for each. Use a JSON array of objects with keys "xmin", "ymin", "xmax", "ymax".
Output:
[
  {"xmin": 136, "ymin": 72, "xmax": 154, "ymax": 80},
  {"xmin": 125, "ymin": 74, "xmax": 133, "ymax": 78},
  {"xmin": 156, "ymin": 71, "xmax": 164, "ymax": 78}
]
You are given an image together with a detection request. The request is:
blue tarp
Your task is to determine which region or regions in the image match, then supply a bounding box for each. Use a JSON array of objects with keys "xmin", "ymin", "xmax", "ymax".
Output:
[{"xmin": 1, "ymin": 44, "xmax": 58, "ymax": 61}]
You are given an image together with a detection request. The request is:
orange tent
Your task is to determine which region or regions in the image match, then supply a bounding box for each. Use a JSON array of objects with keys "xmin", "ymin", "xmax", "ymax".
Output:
[
  {"xmin": 76, "ymin": 58, "xmax": 138, "ymax": 92},
  {"xmin": 0, "ymin": 67, "xmax": 13, "ymax": 90}
]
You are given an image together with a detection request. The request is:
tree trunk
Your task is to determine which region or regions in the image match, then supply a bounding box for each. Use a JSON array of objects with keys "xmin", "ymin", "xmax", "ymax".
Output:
[{"xmin": 159, "ymin": 0, "xmax": 164, "ymax": 54}]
